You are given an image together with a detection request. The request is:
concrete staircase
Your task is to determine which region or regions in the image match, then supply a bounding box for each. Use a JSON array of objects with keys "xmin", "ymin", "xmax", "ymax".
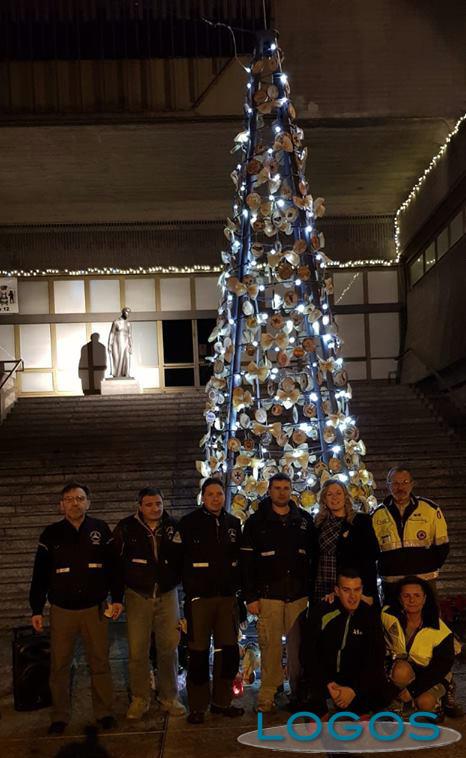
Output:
[{"xmin": 0, "ymin": 381, "xmax": 465, "ymax": 627}]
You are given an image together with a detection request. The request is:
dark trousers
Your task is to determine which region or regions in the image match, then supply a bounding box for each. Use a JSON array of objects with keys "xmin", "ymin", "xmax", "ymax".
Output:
[
  {"xmin": 304, "ymin": 672, "xmax": 395, "ymax": 717},
  {"xmin": 185, "ymin": 595, "xmax": 239, "ymax": 712}
]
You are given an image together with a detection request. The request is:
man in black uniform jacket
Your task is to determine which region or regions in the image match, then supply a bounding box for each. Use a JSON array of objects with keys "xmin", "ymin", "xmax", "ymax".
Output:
[
  {"xmin": 300, "ymin": 568, "xmax": 396, "ymax": 716},
  {"xmin": 176, "ymin": 477, "xmax": 244, "ymax": 724},
  {"xmin": 241, "ymin": 473, "xmax": 317, "ymax": 713},
  {"xmin": 29, "ymin": 481, "xmax": 123, "ymax": 735}
]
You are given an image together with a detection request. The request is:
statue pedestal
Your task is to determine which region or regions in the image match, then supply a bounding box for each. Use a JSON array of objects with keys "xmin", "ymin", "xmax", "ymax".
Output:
[{"xmin": 101, "ymin": 378, "xmax": 143, "ymax": 395}]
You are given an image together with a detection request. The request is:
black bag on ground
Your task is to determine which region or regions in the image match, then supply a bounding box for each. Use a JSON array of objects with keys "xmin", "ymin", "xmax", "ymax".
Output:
[{"xmin": 12, "ymin": 626, "xmax": 52, "ymax": 711}]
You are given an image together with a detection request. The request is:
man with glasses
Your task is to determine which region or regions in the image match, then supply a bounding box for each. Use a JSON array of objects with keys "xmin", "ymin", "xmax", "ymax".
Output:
[
  {"xmin": 372, "ymin": 465, "xmax": 462, "ymax": 717},
  {"xmin": 29, "ymin": 481, "xmax": 123, "ymax": 735},
  {"xmin": 372, "ymin": 465, "xmax": 449, "ymax": 604}
]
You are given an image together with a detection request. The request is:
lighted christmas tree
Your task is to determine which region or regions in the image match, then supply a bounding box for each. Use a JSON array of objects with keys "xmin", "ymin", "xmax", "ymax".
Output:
[{"xmin": 198, "ymin": 31, "xmax": 375, "ymax": 519}]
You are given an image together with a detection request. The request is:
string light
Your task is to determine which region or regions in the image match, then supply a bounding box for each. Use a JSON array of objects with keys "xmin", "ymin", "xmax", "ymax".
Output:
[
  {"xmin": 0, "ymin": 265, "xmax": 223, "ymax": 277},
  {"xmin": 394, "ymin": 112, "xmax": 466, "ymax": 258}
]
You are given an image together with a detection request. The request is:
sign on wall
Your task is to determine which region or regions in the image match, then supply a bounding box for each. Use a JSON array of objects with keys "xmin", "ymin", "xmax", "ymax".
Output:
[{"xmin": 0, "ymin": 278, "xmax": 18, "ymax": 313}]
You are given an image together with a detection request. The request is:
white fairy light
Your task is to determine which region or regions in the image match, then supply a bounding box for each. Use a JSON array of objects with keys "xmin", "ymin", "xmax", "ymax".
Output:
[{"xmin": 280, "ymin": 74, "xmax": 287, "ymax": 84}]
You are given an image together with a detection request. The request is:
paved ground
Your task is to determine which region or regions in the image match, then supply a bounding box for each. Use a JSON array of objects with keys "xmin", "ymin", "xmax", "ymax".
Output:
[{"xmin": 0, "ymin": 626, "xmax": 465, "ymax": 758}]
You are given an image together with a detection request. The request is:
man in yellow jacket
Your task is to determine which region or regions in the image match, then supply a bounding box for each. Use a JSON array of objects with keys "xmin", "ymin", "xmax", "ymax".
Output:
[{"xmin": 372, "ymin": 466, "xmax": 449, "ymax": 605}]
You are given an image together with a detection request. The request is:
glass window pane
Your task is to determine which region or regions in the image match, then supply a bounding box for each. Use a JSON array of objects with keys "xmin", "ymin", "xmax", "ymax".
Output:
[
  {"xmin": 18, "ymin": 280, "xmax": 49, "ymax": 314},
  {"xmin": 20, "ymin": 324, "xmax": 52, "ymax": 368},
  {"xmin": 162, "ymin": 320, "xmax": 193, "ymax": 363},
  {"xmin": 195, "ymin": 277, "xmax": 219, "ymax": 309},
  {"xmin": 410, "ymin": 255, "xmax": 424, "ymax": 285},
  {"xmin": 0, "ymin": 324, "xmax": 15, "ymax": 360},
  {"xmin": 164, "ymin": 368, "xmax": 195, "ymax": 387},
  {"xmin": 369, "ymin": 313, "xmax": 399, "ymax": 358},
  {"xmin": 332, "ymin": 271, "xmax": 364, "ymax": 305},
  {"xmin": 21, "ymin": 372, "xmax": 53, "ymax": 392},
  {"xmin": 436, "ymin": 228, "xmax": 449, "ymax": 259},
  {"xmin": 367, "ymin": 271, "xmax": 399, "ymax": 303},
  {"xmin": 56, "ymin": 323, "xmax": 87, "ymax": 370},
  {"xmin": 89, "ymin": 279, "xmax": 120, "ymax": 313},
  {"xmin": 334, "ymin": 314, "xmax": 365, "ymax": 357},
  {"xmin": 449, "ymin": 211, "xmax": 464, "ymax": 248},
  {"xmin": 160, "ymin": 278, "xmax": 191, "ymax": 311},
  {"xmin": 197, "ymin": 318, "xmax": 216, "ymax": 361},
  {"xmin": 199, "ymin": 365, "xmax": 213, "ymax": 386},
  {"xmin": 424, "ymin": 242, "xmax": 436, "ymax": 271},
  {"xmin": 54, "ymin": 280, "xmax": 85, "ymax": 314},
  {"xmin": 125, "ymin": 278, "xmax": 156, "ymax": 311}
]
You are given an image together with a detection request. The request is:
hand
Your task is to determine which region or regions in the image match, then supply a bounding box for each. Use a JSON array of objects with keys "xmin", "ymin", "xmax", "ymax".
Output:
[
  {"xmin": 32, "ymin": 615, "xmax": 44, "ymax": 632},
  {"xmin": 247, "ymin": 601, "xmax": 261, "ymax": 616},
  {"xmin": 111, "ymin": 603, "xmax": 124, "ymax": 621},
  {"xmin": 332, "ymin": 685, "xmax": 356, "ymax": 709},
  {"xmin": 323, "ymin": 592, "xmax": 335, "ymax": 603}
]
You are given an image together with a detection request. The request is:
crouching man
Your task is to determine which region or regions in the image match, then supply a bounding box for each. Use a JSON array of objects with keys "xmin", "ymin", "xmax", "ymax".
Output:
[
  {"xmin": 300, "ymin": 569, "xmax": 395, "ymax": 717},
  {"xmin": 382, "ymin": 576, "xmax": 455, "ymax": 720}
]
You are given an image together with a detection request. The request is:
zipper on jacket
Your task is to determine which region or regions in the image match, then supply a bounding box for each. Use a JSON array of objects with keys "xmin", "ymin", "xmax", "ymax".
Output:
[{"xmin": 336, "ymin": 615, "xmax": 351, "ymax": 673}]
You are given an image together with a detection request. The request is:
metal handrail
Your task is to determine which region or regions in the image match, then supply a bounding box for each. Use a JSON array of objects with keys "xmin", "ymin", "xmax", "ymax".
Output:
[
  {"xmin": 396, "ymin": 347, "xmax": 465, "ymax": 412},
  {"xmin": 0, "ymin": 359, "xmax": 24, "ymax": 391}
]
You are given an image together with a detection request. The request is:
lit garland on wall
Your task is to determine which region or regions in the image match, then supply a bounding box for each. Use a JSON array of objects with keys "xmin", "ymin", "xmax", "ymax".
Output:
[
  {"xmin": 0, "ymin": 258, "xmax": 395, "ymax": 279},
  {"xmin": 197, "ymin": 32, "xmax": 375, "ymax": 519},
  {"xmin": 394, "ymin": 112, "xmax": 466, "ymax": 258}
]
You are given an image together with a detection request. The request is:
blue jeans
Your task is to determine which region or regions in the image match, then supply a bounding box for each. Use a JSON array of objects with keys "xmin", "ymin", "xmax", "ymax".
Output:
[{"xmin": 125, "ymin": 587, "xmax": 180, "ymax": 703}]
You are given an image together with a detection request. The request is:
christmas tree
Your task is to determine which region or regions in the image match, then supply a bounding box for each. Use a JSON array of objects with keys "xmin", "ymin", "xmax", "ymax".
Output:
[{"xmin": 198, "ymin": 31, "xmax": 375, "ymax": 519}]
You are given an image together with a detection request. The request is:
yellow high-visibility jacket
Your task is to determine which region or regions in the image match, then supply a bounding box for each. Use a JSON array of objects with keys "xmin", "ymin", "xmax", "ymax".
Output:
[
  {"xmin": 372, "ymin": 495, "xmax": 449, "ymax": 583},
  {"xmin": 381, "ymin": 604, "xmax": 454, "ymax": 698}
]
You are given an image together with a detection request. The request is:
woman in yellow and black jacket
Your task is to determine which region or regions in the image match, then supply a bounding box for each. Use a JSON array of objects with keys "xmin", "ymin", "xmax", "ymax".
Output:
[{"xmin": 381, "ymin": 576, "xmax": 455, "ymax": 715}]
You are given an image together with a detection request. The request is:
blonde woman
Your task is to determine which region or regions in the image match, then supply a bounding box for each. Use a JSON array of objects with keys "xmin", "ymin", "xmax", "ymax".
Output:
[{"xmin": 313, "ymin": 479, "xmax": 379, "ymax": 604}]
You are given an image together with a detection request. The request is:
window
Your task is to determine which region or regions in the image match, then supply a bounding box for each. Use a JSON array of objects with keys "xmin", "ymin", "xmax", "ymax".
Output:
[
  {"xmin": 424, "ymin": 242, "xmax": 436, "ymax": 271},
  {"xmin": 162, "ymin": 320, "xmax": 193, "ymax": 364},
  {"xmin": 449, "ymin": 211, "xmax": 464, "ymax": 248},
  {"xmin": 436, "ymin": 228, "xmax": 449, "ymax": 259},
  {"xmin": 410, "ymin": 255, "xmax": 424, "ymax": 286}
]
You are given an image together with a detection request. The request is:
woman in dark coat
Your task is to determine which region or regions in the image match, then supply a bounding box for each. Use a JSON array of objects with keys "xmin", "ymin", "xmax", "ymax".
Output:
[{"xmin": 313, "ymin": 479, "xmax": 379, "ymax": 604}]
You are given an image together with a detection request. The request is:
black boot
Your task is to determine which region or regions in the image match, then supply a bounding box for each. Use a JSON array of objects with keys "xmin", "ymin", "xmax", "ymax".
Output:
[{"xmin": 443, "ymin": 677, "xmax": 464, "ymax": 718}]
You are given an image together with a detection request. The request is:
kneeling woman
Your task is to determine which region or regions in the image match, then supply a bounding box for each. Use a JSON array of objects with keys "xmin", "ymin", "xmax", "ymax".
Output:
[{"xmin": 382, "ymin": 576, "xmax": 455, "ymax": 718}]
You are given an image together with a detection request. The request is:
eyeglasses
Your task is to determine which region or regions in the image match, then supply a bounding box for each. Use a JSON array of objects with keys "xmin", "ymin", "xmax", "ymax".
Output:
[
  {"xmin": 63, "ymin": 495, "xmax": 87, "ymax": 504},
  {"xmin": 388, "ymin": 479, "xmax": 412, "ymax": 486}
]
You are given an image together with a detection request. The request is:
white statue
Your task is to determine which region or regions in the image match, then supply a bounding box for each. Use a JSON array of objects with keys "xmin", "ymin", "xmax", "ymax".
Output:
[{"xmin": 108, "ymin": 307, "xmax": 133, "ymax": 378}]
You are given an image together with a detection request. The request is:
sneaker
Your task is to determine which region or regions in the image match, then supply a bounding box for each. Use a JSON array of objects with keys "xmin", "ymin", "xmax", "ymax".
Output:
[
  {"xmin": 126, "ymin": 697, "xmax": 150, "ymax": 720},
  {"xmin": 255, "ymin": 700, "xmax": 276, "ymax": 713},
  {"xmin": 158, "ymin": 699, "xmax": 187, "ymax": 717},
  {"xmin": 211, "ymin": 704, "xmax": 245, "ymax": 717},
  {"xmin": 187, "ymin": 711, "xmax": 205, "ymax": 724},
  {"xmin": 96, "ymin": 715, "xmax": 117, "ymax": 730},
  {"xmin": 48, "ymin": 721, "xmax": 67, "ymax": 736}
]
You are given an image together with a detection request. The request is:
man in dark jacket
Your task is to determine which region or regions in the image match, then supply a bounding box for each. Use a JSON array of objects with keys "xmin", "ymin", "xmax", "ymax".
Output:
[
  {"xmin": 300, "ymin": 568, "xmax": 395, "ymax": 716},
  {"xmin": 241, "ymin": 473, "xmax": 317, "ymax": 713},
  {"xmin": 112, "ymin": 487, "xmax": 185, "ymax": 720},
  {"xmin": 29, "ymin": 481, "xmax": 123, "ymax": 735},
  {"xmin": 176, "ymin": 477, "xmax": 243, "ymax": 724}
]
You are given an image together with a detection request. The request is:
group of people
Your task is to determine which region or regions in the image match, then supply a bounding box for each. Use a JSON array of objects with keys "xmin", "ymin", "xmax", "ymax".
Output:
[{"xmin": 29, "ymin": 465, "xmax": 460, "ymax": 734}]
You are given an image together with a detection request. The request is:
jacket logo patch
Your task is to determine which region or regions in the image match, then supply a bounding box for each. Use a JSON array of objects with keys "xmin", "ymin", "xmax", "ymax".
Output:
[
  {"xmin": 228, "ymin": 528, "xmax": 237, "ymax": 543},
  {"xmin": 166, "ymin": 526, "xmax": 175, "ymax": 540},
  {"xmin": 90, "ymin": 530, "xmax": 101, "ymax": 545},
  {"xmin": 353, "ymin": 628, "xmax": 363, "ymax": 635},
  {"xmin": 172, "ymin": 531, "xmax": 182, "ymax": 544},
  {"xmin": 56, "ymin": 567, "xmax": 70, "ymax": 574},
  {"xmin": 417, "ymin": 530, "xmax": 427, "ymax": 540},
  {"xmin": 300, "ymin": 519, "xmax": 308, "ymax": 530}
]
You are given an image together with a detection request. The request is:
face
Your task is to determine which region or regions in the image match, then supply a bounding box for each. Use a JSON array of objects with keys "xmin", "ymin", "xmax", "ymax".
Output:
[
  {"xmin": 269, "ymin": 479, "xmax": 292, "ymax": 508},
  {"xmin": 388, "ymin": 470, "xmax": 414, "ymax": 505},
  {"xmin": 335, "ymin": 576, "xmax": 363, "ymax": 612},
  {"xmin": 400, "ymin": 584, "xmax": 426, "ymax": 615},
  {"xmin": 60, "ymin": 487, "xmax": 90, "ymax": 523},
  {"xmin": 202, "ymin": 484, "xmax": 225, "ymax": 515},
  {"xmin": 139, "ymin": 494, "xmax": 163, "ymax": 523},
  {"xmin": 324, "ymin": 483, "xmax": 346, "ymax": 515}
]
